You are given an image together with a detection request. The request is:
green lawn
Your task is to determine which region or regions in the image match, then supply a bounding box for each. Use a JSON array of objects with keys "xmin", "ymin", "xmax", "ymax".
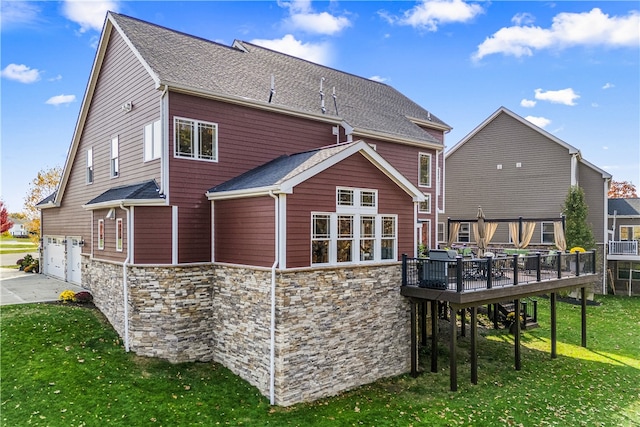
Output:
[
  {"xmin": 0, "ymin": 235, "xmax": 38, "ymax": 255},
  {"xmin": 1, "ymin": 296, "xmax": 639, "ymax": 426}
]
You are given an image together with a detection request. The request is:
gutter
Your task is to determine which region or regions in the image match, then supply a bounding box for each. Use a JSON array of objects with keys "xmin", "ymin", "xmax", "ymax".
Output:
[
  {"xmin": 160, "ymin": 84, "xmax": 169, "ymax": 200},
  {"xmin": 268, "ymin": 191, "xmax": 279, "ymax": 405},
  {"xmin": 120, "ymin": 203, "xmax": 131, "ymax": 352}
]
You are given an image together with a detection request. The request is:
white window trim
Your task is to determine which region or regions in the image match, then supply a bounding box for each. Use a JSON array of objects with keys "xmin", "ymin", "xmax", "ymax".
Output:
[
  {"xmin": 116, "ymin": 218, "xmax": 123, "ymax": 252},
  {"xmin": 418, "ymin": 152, "xmax": 432, "ymax": 188},
  {"xmin": 311, "ymin": 212, "xmax": 397, "ymax": 265},
  {"xmin": 86, "ymin": 147, "xmax": 93, "ymax": 184},
  {"xmin": 437, "ymin": 221, "xmax": 445, "ymax": 244},
  {"xmin": 457, "ymin": 222, "xmax": 470, "ymax": 243},
  {"xmin": 336, "ymin": 187, "xmax": 378, "ymax": 214},
  {"xmin": 541, "ymin": 221, "xmax": 554, "ymax": 245},
  {"xmin": 173, "ymin": 116, "xmax": 219, "ymax": 162},
  {"xmin": 144, "ymin": 120, "xmax": 162, "ymax": 162},
  {"xmin": 98, "ymin": 219, "xmax": 105, "ymax": 250},
  {"xmin": 418, "ymin": 193, "xmax": 431, "ymax": 214},
  {"xmin": 110, "ymin": 136, "xmax": 119, "ymax": 178}
]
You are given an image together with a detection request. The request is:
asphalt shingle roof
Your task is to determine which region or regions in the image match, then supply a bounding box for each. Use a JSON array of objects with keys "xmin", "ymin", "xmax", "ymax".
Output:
[
  {"xmin": 609, "ymin": 198, "xmax": 640, "ymax": 216},
  {"xmin": 110, "ymin": 12, "xmax": 449, "ymax": 145},
  {"xmin": 85, "ymin": 180, "xmax": 163, "ymax": 206}
]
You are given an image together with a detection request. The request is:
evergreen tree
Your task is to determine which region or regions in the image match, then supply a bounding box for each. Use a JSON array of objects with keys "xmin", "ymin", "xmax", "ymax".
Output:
[{"xmin": 562, "ymin": 186, "xmax": 595, "ymax": 250}]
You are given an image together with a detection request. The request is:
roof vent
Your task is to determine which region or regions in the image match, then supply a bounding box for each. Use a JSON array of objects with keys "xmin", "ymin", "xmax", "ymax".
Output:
[{"xmin": 268, "ymin": 75, "xmax": 275, "ymax": 103}]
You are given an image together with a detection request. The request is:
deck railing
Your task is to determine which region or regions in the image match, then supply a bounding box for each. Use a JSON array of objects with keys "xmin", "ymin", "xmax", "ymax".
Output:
[
  {"xmin": 402, "ymin": 250, "xmax": 597, "ymax": 293},
  {"xmin": 608, "ymin": 240, "xmax": 638, "ymax": 255}
]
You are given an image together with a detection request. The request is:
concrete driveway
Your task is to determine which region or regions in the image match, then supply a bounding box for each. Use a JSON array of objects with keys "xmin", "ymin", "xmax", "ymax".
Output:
[{"xmin": 0, "ymin": 268, "xmax": 85, "ymax": 306}]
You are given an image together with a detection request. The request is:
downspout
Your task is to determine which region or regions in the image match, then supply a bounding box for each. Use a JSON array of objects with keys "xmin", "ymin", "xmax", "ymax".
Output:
[
  {"xmin": 159, "ymin": 85, "xmax": 169, "ymax": 199},
  {"xmin": 120, "ymin": 203, "xmax": 131, "ymax": 352},
  {"xmin": 268, "ymin": 191, "xmax": 279, "ymax": 405},
  {"xmin": 602, "ymin": 178, "xmax": 610, "ymax": 294}
]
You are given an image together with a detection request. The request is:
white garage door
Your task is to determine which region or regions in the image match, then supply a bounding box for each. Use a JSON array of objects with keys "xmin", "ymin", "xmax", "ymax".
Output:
[
  {"xmin": 44, "ymin": 236, "xmax": 65, "ymax": 280},
  {"xmin": 66, "ymin": 238, "xmax": 82, "ymax": 284}
]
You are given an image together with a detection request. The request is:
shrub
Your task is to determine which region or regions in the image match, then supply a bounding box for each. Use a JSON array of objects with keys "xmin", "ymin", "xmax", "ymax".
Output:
[
  {"xmin": 74, "ymin": 291, "xmax": 93, "ymax": 303},
  {"xmin": 59, "ymin": 290, "xmax": 75, "ymax": 302},
  {"xmin": 17, "ymin": 255, "xmax": 34, "ymax": 271}
]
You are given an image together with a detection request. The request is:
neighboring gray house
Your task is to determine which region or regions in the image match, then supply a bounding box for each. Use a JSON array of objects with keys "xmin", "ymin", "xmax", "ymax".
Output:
[
  {"xmin": 9, "ymin": 219, "xmax": 28, "ymax": 237},
  {"xmin": 607, "ymin": 198, "xmax": 640, "ymax": 295},
  {"xmin": 443, "ymin": 107, "xmax": 611, "ymax": 292}
]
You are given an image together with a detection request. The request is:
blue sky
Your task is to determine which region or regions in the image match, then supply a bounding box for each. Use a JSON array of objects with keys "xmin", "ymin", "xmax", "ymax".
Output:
[{"xmin": 1, "ymin": 0, "xmax": 639, "ymax": 212}]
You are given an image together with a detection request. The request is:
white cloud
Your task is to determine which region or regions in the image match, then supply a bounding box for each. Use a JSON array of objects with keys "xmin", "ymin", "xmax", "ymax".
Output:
[
  {"xmin": 45, "ymin": 94, "xmax": 76, "ymax": 106},
  {"xmin": 0, "ymin": 1, "xmax": 40, "ymax": 28},
  {"xmin": 525, "ymin": 116, "xmax": 551, "ymax": 128},
  {"xmin": 534, "ymin": 88, "xmax": 580, "ymax": 106},
  {"xmin": 62, "ymin": 0, "xmax": 120, "ymax": 33},
  {"xmin": 279, "ymin": 0, "xmax": 351, "ymax": 35},
  {"xmin": 49, "ymin": 75, "xmax": 63, "ymax": 82},
  {"xmin": 369, "ymin": 75, "xmax": 388, "ymax": 83},
  {"xmin": 473, "ymin": 8, "xmax": 640, "ymax": 61},
  {"xmin": 397, "ymin": 0, "xmax": 484, "ymax": 31},
  {"xmin": 602, "ymin": 82, "xmax": 614, "ymax": 89},
  {"xmin": 250, "ymin": 34, "xmax": 332, "ymax": 66},
  {"xmin": 511, "ymin": 13, "xmax": 535, "ymax": 26},
  {"xmin": 520, "ymin": 99, "xmax": 536, "ymax": 108},
  {"xmin": 1, "ymin": 64, "xmax": 41, "ymax": 83}
]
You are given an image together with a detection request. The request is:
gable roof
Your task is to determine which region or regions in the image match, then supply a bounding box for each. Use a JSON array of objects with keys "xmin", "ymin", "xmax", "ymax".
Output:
[
  {"xmin": 83, "ymin": 180, "xmax": 164, "ymax": 209},
  {"xmin": 207, "ymin": 140, "xmax": 425, "ymax": 202},
  {"xmin": 36, "ymin": 191, "xmax": 58, "ymax": 209},
  {"xmin": 108, "ymin": 12, "xmax": 450, "ymax": 144},
  {"xmin": 445, "ymin": 106, "xmax": 612, "ymax": 179},
  {"xmin": 609, "ymin": 198, "xmax": 640, "ymax": 217}
]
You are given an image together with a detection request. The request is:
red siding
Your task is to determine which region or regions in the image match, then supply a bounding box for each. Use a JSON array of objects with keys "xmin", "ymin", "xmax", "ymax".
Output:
[
  {"xmin": 286, "ymin": 152, "xmax": 415, "ymax": 268},
  {"xmin": 134, "ymin": 206, "xmax": 172, "ymax": 264},
  {"xmin": 214, "ymin": 198, "xmax": 275, "ymax": 267}
]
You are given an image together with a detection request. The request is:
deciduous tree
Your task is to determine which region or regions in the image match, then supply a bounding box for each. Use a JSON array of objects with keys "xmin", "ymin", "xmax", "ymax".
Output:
[
  {"xmin": 608, "ymin": 180, "xmax": 638, "ymax": 198},
  {"xmin": 24, "ymin": 166, "xmax": 62, "ymax": 242},
  {"xmin": 0, "ymin": 201, "xmax": 13, "ymax": 234}
]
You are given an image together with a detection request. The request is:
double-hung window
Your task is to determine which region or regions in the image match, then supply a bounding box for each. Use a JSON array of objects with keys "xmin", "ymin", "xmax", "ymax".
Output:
[
  {"xmin": 174, "ymin": 117, "xmax": 217, "ymax": 161},
  {"xmin": 110, "ymin": 136, "xmax": 119, "ymax": 177},
  {"xmin": 418, "ymin": 153, "xmax": 431, "ymax": 187},
  {"xmin": 457, "ymin": 222, "xmax": 470, "ymax": 243},
  {"xmin": 541, "ymin": 222, "xmax": 554, "ymax": 244},
  {"xmin": 86, "ymin": 148, "xmax": 93, "ymax": 184},
  {"xmin": 144, "ymin": 120, "xmax": 162, "ymax": 161},
  {"xmin": 418, "ymin": 193, "xmax": 431, "ymax": 214},
  {"xmin": 311, "ymin": 187, "xmax": 397, "ymax": 265}
]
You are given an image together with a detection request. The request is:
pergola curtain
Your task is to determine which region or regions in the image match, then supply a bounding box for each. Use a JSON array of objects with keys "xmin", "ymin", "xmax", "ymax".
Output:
[
  {"xmin": 509, "ymin": 221, "xmax": 536, "ymax": 249},
  {"xmin": 553, "ymin": 221, "xmax": 567, "ymax": 251},
  {"xmin": 447, "ymin": 222, "xmax": 460, "ymax": 248}
]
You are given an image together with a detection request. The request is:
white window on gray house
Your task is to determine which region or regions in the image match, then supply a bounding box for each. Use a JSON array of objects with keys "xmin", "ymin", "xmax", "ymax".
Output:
[
  {"xmin": 174, "ymin": 117, "xmax": 217, "ymax": 161},
  {"xmin": 86, "ymin": 147, "xmax": 93, "ymax": 184},
  {"xmin": 110, "ymin": 136, "xmax": 119, "ymax": 177},
  {"xmin": 418, "ymin": 152, "xmax": 431, "ymax": 187},
  {"xmin": 541, "ymin": 222, "xmax": 554, "ymax": 244},
  {"xmin": 437, "ymin": 222, "xmax": 445, "ymax": 243},
  {"xmin": 458, "ymin": 222, "xmax": 470, "ymax": 243},
  {"xmin": 311, "ymin": 187, "xmax": 396, "ymax": 265},
  {"xmin": 620, "ymin": 226, "xmax": 640, "ymax": 241},
  {"xmin": 418, "ymin": 193, "xmax": 431, "ymax": 214},
  {"xmin": 144, "ymin": 120, "xmax": 162, "ymax": 162}
]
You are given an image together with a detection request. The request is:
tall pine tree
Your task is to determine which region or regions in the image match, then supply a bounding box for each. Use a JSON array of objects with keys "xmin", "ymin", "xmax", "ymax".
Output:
[{"xmin": 562, "ymin": 186, "xmax": 595, "ymax": 250}]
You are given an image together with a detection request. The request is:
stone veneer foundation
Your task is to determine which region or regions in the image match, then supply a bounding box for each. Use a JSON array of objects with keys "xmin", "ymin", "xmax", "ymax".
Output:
[{"xmin": 83, "ymin": 259, "xmax": 411, "ymax": 406}]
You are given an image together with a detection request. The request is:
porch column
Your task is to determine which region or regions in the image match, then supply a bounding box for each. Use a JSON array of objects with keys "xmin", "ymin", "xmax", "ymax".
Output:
[
  {"xmin": 431, "ymin": 300, "xmax": 438, "ymax": 373},
  {"xmin": 550, "ymin": 292, "xmax": 557, "ymax": 359},
  {"xmin": 450, "ymin": 304, "xmax": 457, "ymax": 391},
  {"xmin": 411, "ymin": 300, "xmax": 419, "ymax": 377},
  {"xmin": 581, "ymin": 287, "xmax": 587, "ymax": 348},
  {"xmin": 514, "ymin": 298, "xmax": 521, "ymax": 371},
  {"xmin": 470, "ymin": 306, "xmax": 478, "ymax": 385}
]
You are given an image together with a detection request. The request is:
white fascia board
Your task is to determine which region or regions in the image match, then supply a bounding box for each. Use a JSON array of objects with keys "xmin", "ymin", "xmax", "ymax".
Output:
[
  {"xmin": 206, "ymin": 185, "xmax": 289, "ymax": 201},
  {"xmin": 36, "ymin": 202, "xmax": 59, "ymax": 210},
  {"xmin": 82, "ymin": 199, "xmax": 166, "ymax": 210}
]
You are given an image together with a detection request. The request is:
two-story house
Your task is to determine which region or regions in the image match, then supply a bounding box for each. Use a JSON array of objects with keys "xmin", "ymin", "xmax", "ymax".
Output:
[
  {"xmin": 607, "ymin": 198, "xmax": 640, "ymax": 295},
  {"xmin": 443, "ymin": 107, "xmax": 611, "ymax": 293},
  {"xmin": 38, "ymin": 12, "xmax": 450, "ymax": 405}
]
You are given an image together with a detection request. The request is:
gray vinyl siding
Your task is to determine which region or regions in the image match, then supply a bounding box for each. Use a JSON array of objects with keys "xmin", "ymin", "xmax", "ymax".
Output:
[
  {"xmin": 444, "ymin": 111, "xmax": 606, "ymax": 247},
  {"xmin": 42, "ymin": 28, "xmax": 163, "ymax": 253},
  {"xmin": 578, "ymin": 163, "xmax": 607, "ymax": 242}
]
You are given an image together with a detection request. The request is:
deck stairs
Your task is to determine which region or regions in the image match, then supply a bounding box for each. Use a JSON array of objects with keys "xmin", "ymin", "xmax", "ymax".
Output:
[{"xmin": 496, "ymin": 299, "xmax": 539, "ymax": 329}]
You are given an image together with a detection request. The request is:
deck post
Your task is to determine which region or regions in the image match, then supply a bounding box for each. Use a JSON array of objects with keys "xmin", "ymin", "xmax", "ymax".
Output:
[
  {"xmin": 514, "ymin": 297, "xmax": 521, "ymax": 371},
  {"xmin": 493, "ymin": 303, "xmax": 499, "ymax": 329},
  {"xmin": 456, "ymin": 257, "xmax": 463, "ymax": 292},
  {"xmin": 513, "ymin": 254, "xmax": 519, "ymax": 285},
  {"xmin": 470, "ymin": 306, "xmax": 478, "ymax": 385},
  {"xmin": 431, "ymin": 300, "xmax": 438, "ymax": 373},
  {"xmin": 550, "ymin": 292, "xmax": 557, "ymax": 359},
  {"xmin": 581, "ymin": 287, "xmax": 587, "ymax": 348},
  {"xmin": 536, "ymin": 252, "xmax": 542, "ymax": 282},
  {"xmin": 450, "ymin": 304, "xmax": 457, "ymax": 391},
  {"xmin": 411, "ymin": 300, "xmax": 418, "ymax": 377},
  {"xmin": 402, "ymin": 254, "xmax": 408, "ymax": 286},
  {"xmin": 420, "ymin": 301, "xmax": 428, "ymax": 346},
  {"xmin": 460, "ymin": 309, "xmax": 466, "ymax": 337},
  {"xmin": 557, "ymin": 252, "xmax": 562, "ymax": 279},
  {"xmin": 521, "ymin": 301, "xmax": 527, "ymax": 330}
]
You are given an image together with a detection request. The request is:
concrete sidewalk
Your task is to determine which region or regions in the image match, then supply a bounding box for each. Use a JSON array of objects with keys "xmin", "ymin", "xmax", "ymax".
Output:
[{"xmin": 0, "ymin": 268, "xmax": 85, "ymax": 306}]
